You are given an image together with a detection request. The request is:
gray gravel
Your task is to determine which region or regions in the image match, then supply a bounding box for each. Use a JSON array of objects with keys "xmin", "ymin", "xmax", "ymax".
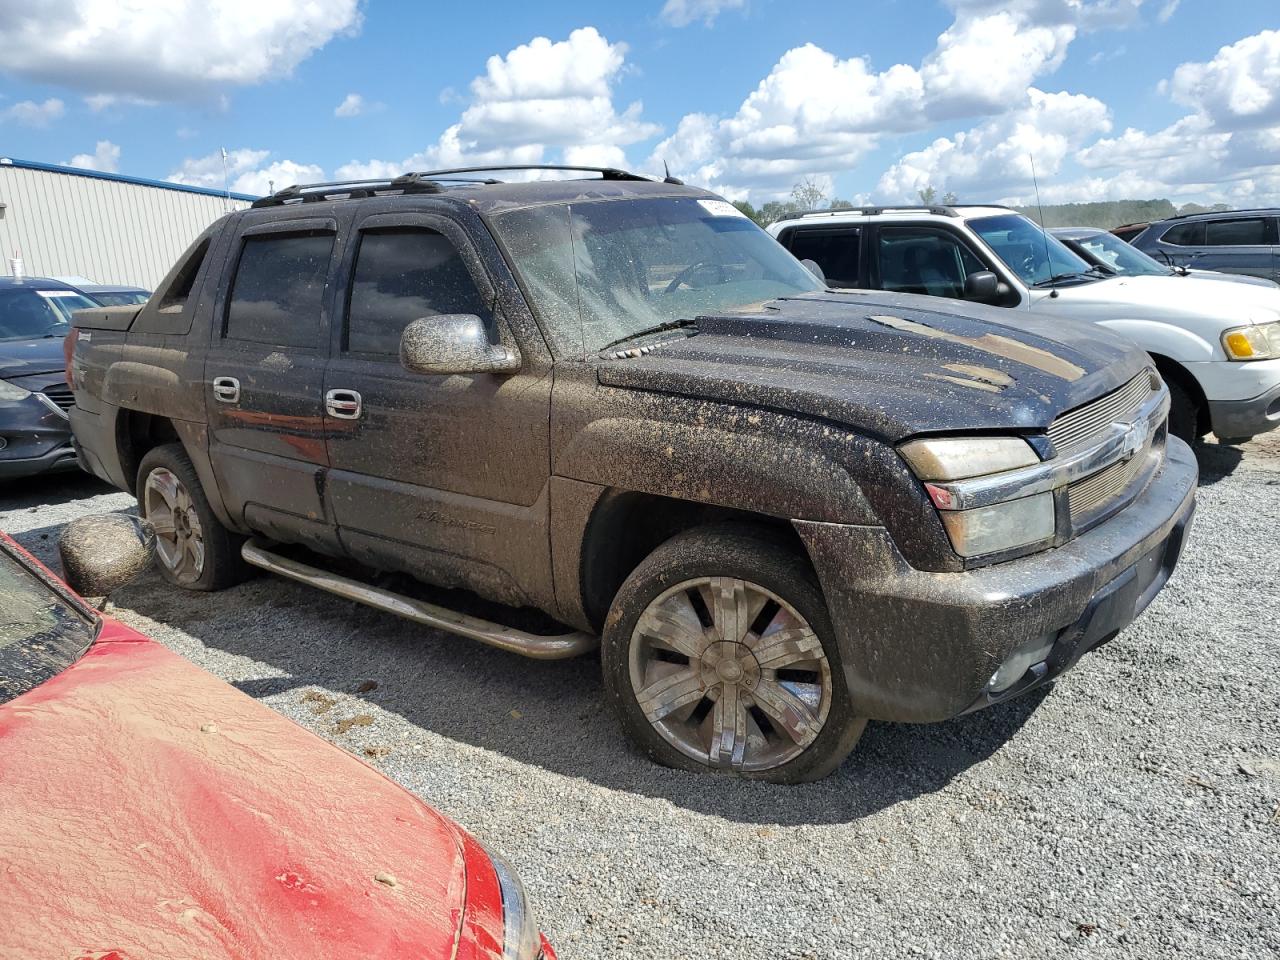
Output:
[{"xmin": 2, "ymin": 437, "xmax": 1278, "ymax": 959}]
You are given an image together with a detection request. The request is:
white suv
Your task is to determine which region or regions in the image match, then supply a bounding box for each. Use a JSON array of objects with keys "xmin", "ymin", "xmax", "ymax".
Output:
[{"xmin": 768, "ymin": 205, "xmax": 1280, "ymax": 443}]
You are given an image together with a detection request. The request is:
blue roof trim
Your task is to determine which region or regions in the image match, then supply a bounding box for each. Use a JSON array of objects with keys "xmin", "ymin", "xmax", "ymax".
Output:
[{"xmin": 0, "ymin": 156, "xmax": 260, "ymax": 202}]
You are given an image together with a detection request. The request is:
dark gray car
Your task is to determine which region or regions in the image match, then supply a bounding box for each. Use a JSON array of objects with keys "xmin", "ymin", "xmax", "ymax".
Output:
[
  {"xmin": 1053, "ymin": 227, "xmax": 1279, "ymax": 288},
  {"xmin": 1128, "ymin": 209, "xmax": 1280, "ymax": 283},
  {"xmin": 0, "ymin": 278, "xmax": 94, "ymax": 479}
]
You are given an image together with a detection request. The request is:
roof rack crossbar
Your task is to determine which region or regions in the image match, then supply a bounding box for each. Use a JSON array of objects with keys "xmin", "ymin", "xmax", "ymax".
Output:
[{"xmin": 410, "ymin": 164, "xmax": 650, "ymax": 181}]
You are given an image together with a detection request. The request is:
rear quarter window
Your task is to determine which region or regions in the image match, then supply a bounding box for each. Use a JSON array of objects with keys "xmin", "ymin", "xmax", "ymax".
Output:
[
  {"xmin": 226, "ymin": 232, "xmax": 335, "ymax": 348},
  {"xmin": 1160, "ymin": 222, "xmax": 1205, "ymax": 246},
  {"xmin": 784, "ymin": 228, "xmax": 861, "ymax": 286}
]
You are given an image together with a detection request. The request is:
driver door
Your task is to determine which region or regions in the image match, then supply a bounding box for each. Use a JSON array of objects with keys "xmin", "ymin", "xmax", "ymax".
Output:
[{"xmin": 322, "ymin": 210, "xmax": 555, "ymax": 608}]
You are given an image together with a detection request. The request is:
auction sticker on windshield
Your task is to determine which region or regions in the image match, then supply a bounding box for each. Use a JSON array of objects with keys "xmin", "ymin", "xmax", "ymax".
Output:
[{"xmin": 698, "ymin": 199, "xmax": 748, "ymax": 218}]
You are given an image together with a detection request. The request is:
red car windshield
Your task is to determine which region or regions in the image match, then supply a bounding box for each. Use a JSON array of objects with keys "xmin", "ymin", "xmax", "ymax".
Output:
[{"xmin": 0, "ymin": 543, "xmax": 95, "ymax": 705}]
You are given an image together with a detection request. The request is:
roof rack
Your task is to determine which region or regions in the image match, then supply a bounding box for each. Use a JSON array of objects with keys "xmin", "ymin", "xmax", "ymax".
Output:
[
  {"xmin": 773, "ymin": 203, "xmax": 1016, "ymax": 224},
  {"xmin": 251, "ymin": 172, "xmax": 445, "ymax": 208},
  {"xmin": 250, "ymin": 164, "xmax": 677, "ymax": 209}
]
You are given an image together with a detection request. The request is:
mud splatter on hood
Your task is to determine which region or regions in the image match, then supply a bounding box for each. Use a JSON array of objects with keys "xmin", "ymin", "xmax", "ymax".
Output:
[{"xmin": 597, "ymin": 290, "xmax": 1150, "ymax": 443}]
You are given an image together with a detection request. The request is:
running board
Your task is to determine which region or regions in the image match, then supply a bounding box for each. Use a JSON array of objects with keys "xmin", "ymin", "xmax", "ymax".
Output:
[{"xmin": 241, "ymin": 540, "xmax": 598, "ymax": 660}]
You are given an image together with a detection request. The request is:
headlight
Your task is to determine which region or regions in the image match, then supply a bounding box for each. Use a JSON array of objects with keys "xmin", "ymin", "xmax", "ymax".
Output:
[
  {"xmin": 939, "ymin": 492, "xmax": 1055, "ymax": 557},
  {"xmin": 1221, "ymin": 321, "xmax": 1280, "ymax": 360},
  {"xmin": 900, "ymin": 436, "xmax": 1054, "ymax": 558},
  {"xmin": 482, "ymin": 843, "xmax": 542, "ymax": 960},
  {"xmin": 0, "ymin": 379, "xmax": 32, "ymax": 402},
  {"xmin": 899, "ymin": 436, "xmax": 1039, "ymax": 480}
]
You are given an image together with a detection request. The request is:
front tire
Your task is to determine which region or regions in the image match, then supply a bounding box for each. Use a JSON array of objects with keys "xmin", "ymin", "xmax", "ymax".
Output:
[
  {"xmin": 136, "ymin": 443, "xmax": 247, "ymax": 591},
  {"xmin": 601, "ymin": 523, "xmax": 866, "ymax": 784},
  {"xmin": 1166, "ymin": 377, "xmax": 1203, "ymax": 445}
]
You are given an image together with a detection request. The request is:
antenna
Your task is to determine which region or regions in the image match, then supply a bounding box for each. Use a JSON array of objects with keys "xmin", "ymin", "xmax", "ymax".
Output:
[
  {"xmin": 662, "ymin": 160, "xmax": 684, "ymax": 185},
  {"xmin": 220, "ymin": 147, "xmax": 231, "ymax": 211},
  {"xmin": 1029, "ymin": 154, "xmax": 1058, "ymax": 298}
]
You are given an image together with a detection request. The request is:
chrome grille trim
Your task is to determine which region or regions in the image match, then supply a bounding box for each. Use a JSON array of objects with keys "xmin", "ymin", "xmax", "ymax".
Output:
[
  {"xmin": 1068, "ymin": 447, "xmax": 1148, "ymax": 516},
  {"xmin": 1048, "ymin": 374, "xmax": 1154, "ymax": 452}
]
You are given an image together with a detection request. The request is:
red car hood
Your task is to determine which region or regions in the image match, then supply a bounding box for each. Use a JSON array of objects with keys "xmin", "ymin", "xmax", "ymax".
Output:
[{"xmin": 0, "ymin": 620, "xmax": 468, "ymax": 960}]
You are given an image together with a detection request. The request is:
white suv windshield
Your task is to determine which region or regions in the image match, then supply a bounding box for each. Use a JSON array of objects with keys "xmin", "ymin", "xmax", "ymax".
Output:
[
  {"xmin": 1072, "ymin": 231, "xmax": 1170, "ymax": 277},
  {"xmin": 492, "ymin": 196, "xmax": 823, "ymax": 354},
  {"xmin": 970, "ymin": 214, "xmax": 1096, "ymax": 287}
]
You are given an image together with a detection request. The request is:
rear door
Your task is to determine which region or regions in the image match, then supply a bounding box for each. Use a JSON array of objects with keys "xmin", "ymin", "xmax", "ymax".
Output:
[
  {"xmin": 204, "ymin": 215, "xmax": 343, "ymax": 554},
  {"xmin": 322, "ymin": 209, "xmax": 554, "ymax": 608},
  {"xmin": 869, "ymin": 224, "xmax": 992, "ymax": 300},
  {"xmin": 1197, "ymin": 215, "xmax": 1278, "ymax": 279}
]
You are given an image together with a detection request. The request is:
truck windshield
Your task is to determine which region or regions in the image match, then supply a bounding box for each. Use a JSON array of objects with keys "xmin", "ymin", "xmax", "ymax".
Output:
[
  {"xmin": 1067, "ymin": 231, "xmax": 1171, "ymax": 277},
  {"xmin": 0, "ymin": 543, "xmax": 95, "ymax": 705},
  {"xmin": 969, "ymin": 214, "xmax": 1098, "ymax": 287},
  {"xmin": 0, "ymin": 289, "xmax": 99, "ymax": 341},
  {"xmin": 490, "ymin": 196, "xmax": 823, "ymax": 355}
]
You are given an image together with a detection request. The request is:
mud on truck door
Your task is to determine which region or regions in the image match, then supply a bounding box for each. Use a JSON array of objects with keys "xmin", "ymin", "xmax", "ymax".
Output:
[
  {"xmin": 204, "ymin": 217, "xmax": 343, "ymax": 555},
  {"xmin": 321, "ymin": 212, "xmax": 555, "ymax": 609}
]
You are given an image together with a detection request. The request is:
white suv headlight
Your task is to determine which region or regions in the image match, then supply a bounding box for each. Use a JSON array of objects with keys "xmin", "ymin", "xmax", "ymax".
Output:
[{"xmin": 1222, "ymin": 321, "xmax": 1280, "ymax": 360}]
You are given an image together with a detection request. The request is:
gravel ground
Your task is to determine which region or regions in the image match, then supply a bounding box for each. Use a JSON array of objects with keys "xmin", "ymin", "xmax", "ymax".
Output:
[{"xmin": 2, "ymin": 437, "xmax": 1278, "ymax": 959}]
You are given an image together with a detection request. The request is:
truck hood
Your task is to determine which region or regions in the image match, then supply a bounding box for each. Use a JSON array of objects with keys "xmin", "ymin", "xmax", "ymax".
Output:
[
  {"xmin": 1034, "ymin": 273, "xmax": 1280, "ymax": 325},
  {"xmin": 596, "ymin": 290, "xmax": 1150, "ymax": 442},
  {"xmin": 0, "ymin": 622, "xmax": 468, "ymax": 960},
  {"xmin": 0, "ymin": 336, "xmax": 65, "ymax": 379}
]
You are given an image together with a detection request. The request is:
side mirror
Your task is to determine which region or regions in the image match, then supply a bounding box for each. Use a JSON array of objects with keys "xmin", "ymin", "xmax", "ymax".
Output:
[
  {"xmin": 963, "ymin": 270, "xmax": 1001, "ymax": 302},
  {"xmin": 399, "ymin": 314, "xmax": 521, "ymax": 376},
  {"xmin": 800, "ymin": 258, "xmax": 826, "ymax": 283},
  {"xmin": 58, "ymin": 514, "xmax": 155, "ymax": 600}
]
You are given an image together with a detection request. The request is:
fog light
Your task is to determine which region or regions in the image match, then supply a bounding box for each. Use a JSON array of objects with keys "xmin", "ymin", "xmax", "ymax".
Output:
[{"xmin": 987, "ymin": 633, "xmax": 1056, "ymax": 694}]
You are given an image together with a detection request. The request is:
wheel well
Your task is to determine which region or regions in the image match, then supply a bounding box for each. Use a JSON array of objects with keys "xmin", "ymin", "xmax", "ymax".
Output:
[
  {"xmin": 1149, "ymin": 353, "xmax": 1209, "ymax": 436},
  {"xmin": 578, "ymin": 491, "xmax": 807, "ymax": 631},
  {"xmin": 116, "ymin": 410, "xmax": 181, "ymax": 492}
]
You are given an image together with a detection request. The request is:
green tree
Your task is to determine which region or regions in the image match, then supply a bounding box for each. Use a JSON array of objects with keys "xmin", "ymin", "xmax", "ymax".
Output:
[
  {"xmin": 942, "ymin": 191, "xmax": 959, "ymax": 205},
  {"xmin": 917, "ymin": 185, "xmax": 937, "ymax": 205},
  {"xmin": 791, "ymin": 176, "xmax": 827, "ymax": 210},
  {"xmin": 732, "ymin": 199, "xmax": 766, "ymax": 227}
]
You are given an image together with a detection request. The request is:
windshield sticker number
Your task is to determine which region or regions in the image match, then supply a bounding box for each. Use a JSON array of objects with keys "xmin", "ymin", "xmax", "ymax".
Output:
[
  {"xmin": 35, "ymin": 290, "xmax": 83, "ymax": 298},
  {"xmin": 697, "ymin": 199, "xmax": 748, "ymax": 219}
]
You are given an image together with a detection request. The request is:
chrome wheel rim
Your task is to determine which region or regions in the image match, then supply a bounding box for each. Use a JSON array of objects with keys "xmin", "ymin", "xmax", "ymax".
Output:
[
  {"xmin": 142, "ymin": 467, "xmax": 205, "ymax": 584},
  {"xmin": 628, "ymin": 576, "xmax": 833, "ymax": 773}
]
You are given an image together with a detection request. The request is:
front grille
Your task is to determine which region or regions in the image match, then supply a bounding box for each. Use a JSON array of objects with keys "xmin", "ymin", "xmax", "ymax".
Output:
[
  {"xmin": 1068, "ymin": 446, "xmax": 1147, "ymax": 517},
  {"xmin": 1048, "ymin": 373, "xmax": 1154, "ymax": 452},
  {"xmin": 41, "ymin": 384, "xmax": 74, "ymax": 412}
]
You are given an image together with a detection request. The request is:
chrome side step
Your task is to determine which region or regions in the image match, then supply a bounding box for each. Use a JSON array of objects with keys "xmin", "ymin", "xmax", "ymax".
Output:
[{"xmin": 241, "ymin": 540, "xmax": 598, "ymax": 660}]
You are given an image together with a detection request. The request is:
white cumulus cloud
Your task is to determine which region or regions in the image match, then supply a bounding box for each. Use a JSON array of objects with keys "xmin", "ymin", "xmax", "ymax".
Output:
[
  {"xmin": 334, "ymin": 93, "xmax": 366, "ymax": 118},
  {"xmin": 1166, "ymin": 29, "xmax": 1280, "ymax": 130},
  {"xmin": 167, "ymin": 148, "xmax": 323, "ymax": 196},
  {"xmin": 67, "ymin": 139, "xmax": 121, "ymax": 172},
  {"xmin": 338, "ymin": 27, "xmax": 659, "ymax": 180},
  {"xmin": 0, "ymin": 0, "xmax": 362, "ymax": 101},
  {"xmin": 1, "ymin": 98, "xmax": 66, "ymax": 127}
]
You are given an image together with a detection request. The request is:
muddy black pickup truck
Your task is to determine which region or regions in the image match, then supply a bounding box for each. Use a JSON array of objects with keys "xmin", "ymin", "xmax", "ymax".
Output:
[{"xmin": 67, "ymin": 167, "xmax": 1197, "ymax": 782}]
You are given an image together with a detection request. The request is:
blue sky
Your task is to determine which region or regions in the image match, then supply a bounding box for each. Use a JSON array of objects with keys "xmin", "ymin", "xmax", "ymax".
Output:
[{"xmin": 1, "ymin": 1, "xmax": 1277, "ymax": 206}]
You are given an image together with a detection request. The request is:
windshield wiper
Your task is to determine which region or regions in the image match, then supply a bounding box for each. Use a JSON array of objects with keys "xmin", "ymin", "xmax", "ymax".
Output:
[
  {"xmin": 600, "ymin": 317, "xmax": 698, "ymax": 354},
  {"xmin": 1032, "ymin": 267, "xmax": 1109, "ymax": 287}
]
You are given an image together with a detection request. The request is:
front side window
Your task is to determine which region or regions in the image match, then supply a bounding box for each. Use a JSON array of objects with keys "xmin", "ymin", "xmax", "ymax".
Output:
[
  {"xmin": 968, "ymin": 214, "xmax": 1093, "ymax": 286},
  {"xmin": 225, "ymin": 232, "xmax": 335, "ymax": 348},
  {"xmin": 0, "ymin": 545, "xmax": 95, "ymax": 706},
  {"xmin": 490, "ymin": 197, "xmax": 823, "ymax": 354},
  {"xmin": 1204, "ymin": 218, "xmax": 1268, "ymax": 246},
  {"xmin": 0, "ymin": 289, "xmax": 98, "ymax": 341},
  {"xmin": 786, "ymin": 228, "xmax": 861, "ymax": 287},
  {"xmin": 346, "ymin": 229, "xmax": 489, "ymax": 356},
  {"xmin": 875, "ymin": 227, "xmax": 984, "ymax": 299}
]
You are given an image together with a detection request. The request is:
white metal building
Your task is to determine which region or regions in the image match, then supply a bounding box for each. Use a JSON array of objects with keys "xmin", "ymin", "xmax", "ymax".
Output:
[{"xmin": 0, "ymin": 157, "xmax": 256, "ymax": 291}]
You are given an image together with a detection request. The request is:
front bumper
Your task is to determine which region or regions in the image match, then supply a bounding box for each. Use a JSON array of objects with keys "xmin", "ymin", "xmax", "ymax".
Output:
[
  {"xmin": 796, "ymin": 436, "xmax": 1198, "ymax": 724},
  {"xmin": 0, "ymin": 394, "xmax": 78, "ymax": 480},
  {"xmin": 1207, "ymin": 377, "xmax": 1280, "ymax": 439}
]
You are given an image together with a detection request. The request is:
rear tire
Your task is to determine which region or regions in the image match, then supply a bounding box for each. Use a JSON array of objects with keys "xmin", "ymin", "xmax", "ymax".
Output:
[
  {"xmin": 601, "ymin": 523, "xmax": 866, "ymax": 784},
  {"xmin": 136, "ymin": 443, "xmax": 247, "ymax": 591}
]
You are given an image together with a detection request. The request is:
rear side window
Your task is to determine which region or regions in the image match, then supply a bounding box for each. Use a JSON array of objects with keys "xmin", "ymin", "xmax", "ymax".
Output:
[
  {"xmin": 785, "ymin": 229, "xmax": 861, "ymax": 287},
  {"xmin": 346, "ymin": 228, "xmax": 488, "ymax": 356},
  {"xmin": 1161, "ymin": 222, "xmax": 1205, "ymax": 246},
  {"xmin": 159, "ymin": 238, "xmax": 209, "ymax": 312},
  {"xmin": 226, "ymin": 232, "xmax": 334, "ymax": 348},
  {"xmin": 1204, "ymin": 217, "xmax": 1269, "ymax": 246}
]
